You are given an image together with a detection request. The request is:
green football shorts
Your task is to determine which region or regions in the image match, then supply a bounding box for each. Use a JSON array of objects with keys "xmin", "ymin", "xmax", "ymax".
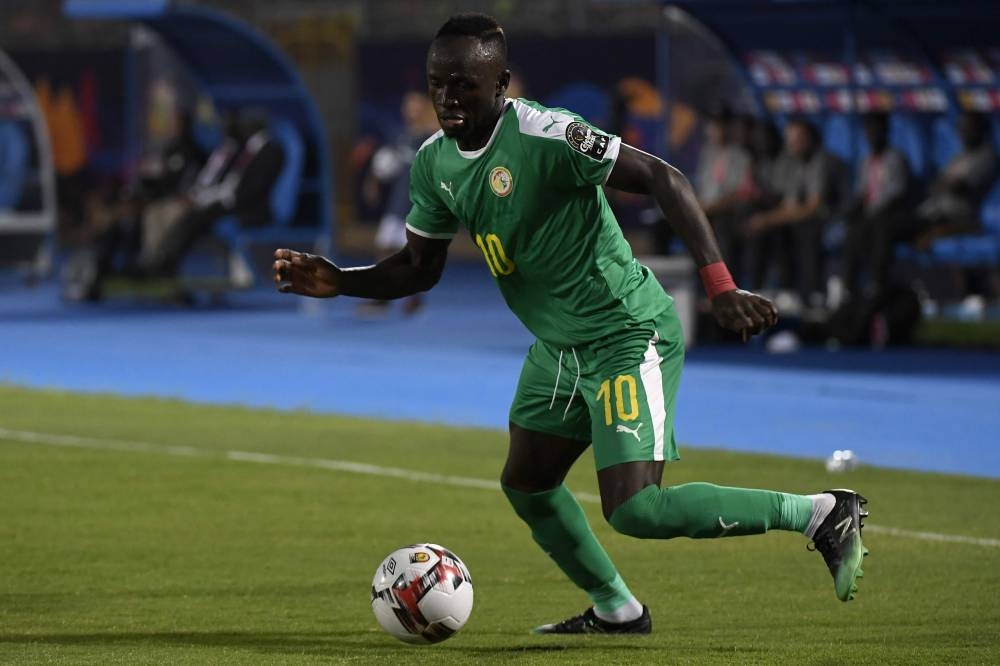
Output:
[{"xmin": 509, "ymin": 306, "xmax": 684, "ymax": 470}]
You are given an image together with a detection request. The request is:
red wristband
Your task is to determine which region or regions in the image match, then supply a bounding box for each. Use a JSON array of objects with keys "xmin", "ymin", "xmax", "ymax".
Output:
[{"xmin": 699, "ymin": 262, "xmax": 737, "ymax": 299}]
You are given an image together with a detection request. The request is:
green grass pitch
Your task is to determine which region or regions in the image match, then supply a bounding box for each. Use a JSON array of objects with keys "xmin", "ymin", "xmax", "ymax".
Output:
[{"xmin": 1, "ymin": 385, "xmax": 998, "ymax": 664}]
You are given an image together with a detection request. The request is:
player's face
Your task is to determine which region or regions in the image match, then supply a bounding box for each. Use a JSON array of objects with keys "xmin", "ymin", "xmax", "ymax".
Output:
[{"xmin": 427, "ymin": 36, "xmax": 508, "ymax": 146}]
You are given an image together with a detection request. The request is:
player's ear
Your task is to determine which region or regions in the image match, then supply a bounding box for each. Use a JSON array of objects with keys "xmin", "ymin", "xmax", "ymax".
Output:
[{"xmin": 497, "ymin": 70, "xmax": 511, "ymax": 97}]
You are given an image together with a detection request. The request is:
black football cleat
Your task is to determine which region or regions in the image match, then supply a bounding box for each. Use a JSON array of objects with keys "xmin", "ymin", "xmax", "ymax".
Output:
[
  {"xmin": 532, "ymin": 605, "xmax": 652, "ymax": 635},
  {"xmin": 809, "ymin": 489, "xmax": 870, "ymax": 601}
]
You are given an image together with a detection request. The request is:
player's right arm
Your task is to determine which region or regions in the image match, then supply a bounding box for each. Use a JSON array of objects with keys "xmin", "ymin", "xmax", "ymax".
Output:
[
  {"xmin": 274, "ymin": 136, "xmax": 456, "ymax": 300},
  {"xmin": 273, "ymin": 232, "xmax": 449, "ymax": 299}
]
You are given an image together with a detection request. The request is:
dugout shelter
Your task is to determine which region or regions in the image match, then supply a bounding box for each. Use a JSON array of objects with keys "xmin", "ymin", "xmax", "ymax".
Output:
[{"xmin": 64, "ymin": 0, "xmax": 334, "ymax": 286}]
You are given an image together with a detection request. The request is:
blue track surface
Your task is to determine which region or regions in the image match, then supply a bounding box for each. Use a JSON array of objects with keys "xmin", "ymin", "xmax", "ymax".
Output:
[{"xmin": 1, "ymin": 262, "xmax": 998, "ymax": 478}]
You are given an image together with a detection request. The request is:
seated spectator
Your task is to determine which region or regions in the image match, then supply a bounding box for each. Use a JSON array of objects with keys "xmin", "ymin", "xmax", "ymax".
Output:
[
  {"xmin": 748, "ymin": 119, "xmax": 789, "ymax": 213},
  {"xmin": 735, "ymin": 118, "xmax": 790, "ymax": 283},
  {"xmin": 693, "ymin": 108, "xmax": 753, "ymax": 282},
  {"xmin": 832, "ymin": 110, "xmax": 997, "ymax": 311},
  {"xmin": 745, "ymin": 117, "xmax": 847, "ymax": 307},
  {"xmin": 141, "ymin": 110, "xmax": 285, "ymax": 277},
  {"xmin": 89, "ymin": 108, "xmax": 209, "ymax": 286},
  {"xmin": 841, "ymin": 112, "xmax": 913, "ymax": 299},
  {"xmin": 911, "ymin": 111, "xmax": 998, "ymax": 246},
  {"xmin": 731, "ymin": 113, "xmax": 759, "ymax": 165},
  {"xmin": 138, "ymin": 109, "xmax": 208, "ymax": 200}
]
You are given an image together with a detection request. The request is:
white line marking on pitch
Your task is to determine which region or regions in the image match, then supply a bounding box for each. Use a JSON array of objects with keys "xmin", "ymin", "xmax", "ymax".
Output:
[{"xmin": 3, "ymin": 427, "xmax": 999, "ymax": 549}]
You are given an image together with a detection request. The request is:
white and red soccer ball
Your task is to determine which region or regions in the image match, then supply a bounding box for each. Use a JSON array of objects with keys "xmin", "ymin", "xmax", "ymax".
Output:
[{"xmin": 370, "ymin": 543, "xmax": 474, "ymax": 644}]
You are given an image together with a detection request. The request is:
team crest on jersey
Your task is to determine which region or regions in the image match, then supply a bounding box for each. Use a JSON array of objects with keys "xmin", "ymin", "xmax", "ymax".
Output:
[
  {"xmin": 489, "ymin": 166, "xmax": 513, "ymax": 197},
  {"xmin": 565, "ymin": 121, "xmax": 609, "ymax": 160}
]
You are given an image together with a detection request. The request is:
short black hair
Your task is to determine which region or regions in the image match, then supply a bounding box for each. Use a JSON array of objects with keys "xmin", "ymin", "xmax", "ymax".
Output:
[
  {"xmin": 787, "ymin": 116, "xmax": 821, "ymax": 145},
  {"xmin": 863, "ymin": 111, "xmax": 889, "ymax": 134},
  {"xmin": 706, "ymin": 103, "xmax": 733, "ymax": 125},
  {"xmin": 434, "ymin": 13, "xmax": 507, "ymax": 62},
  {"xmin": 961, "ymin": 110, "xmax": 990, "ymax": 133}
]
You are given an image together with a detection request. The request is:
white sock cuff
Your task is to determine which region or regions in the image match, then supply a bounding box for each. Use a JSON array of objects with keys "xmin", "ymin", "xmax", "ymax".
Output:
[
  {"xmin": 593, "ymin": 596, "xmax": 643, "ymax": 624},
  {"xmin": 804, "ymin": 493, "xmax": 836, "ymax": 538}
]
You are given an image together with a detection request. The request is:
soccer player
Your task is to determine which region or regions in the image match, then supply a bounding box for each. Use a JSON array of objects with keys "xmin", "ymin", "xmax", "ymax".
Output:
[{"xmin": 274, "ymin": 14, "xmax": 869, "ymax": 634}]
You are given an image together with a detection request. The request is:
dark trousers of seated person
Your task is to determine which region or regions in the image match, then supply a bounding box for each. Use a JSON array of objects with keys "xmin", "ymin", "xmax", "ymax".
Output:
[
  {"xmin": 748, "ymin": 218, "xmax": 824, "ymax": 301},
  {"xmin": 847, "ymin": 200, "xmax": 978, "ymax": 300},
  {"xmin": 842, "ymin": 203, "xmax": 910, "ymax": 298},
  {"xmin": 711, "ymin": 210, "xmax": 749, "ymax": 286},
  {"xmin": 144, "ymin": 202, "xmax": 229, "ymax": 276},
  {"xmin": 94, "ymin": 214, "xmax": 142, "ymax": 281}
]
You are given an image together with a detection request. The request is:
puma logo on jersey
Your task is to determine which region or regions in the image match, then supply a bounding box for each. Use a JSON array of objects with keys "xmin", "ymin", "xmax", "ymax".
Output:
[
  {"xmin": 718, "ymin": 517, "xmax": 740, "ymax": 536},
  {"xmin": 440, "ymin": 181, "xmax": 455, "ymax": 200},
  {"xmin": 835, "ymin": 516, "xmax": 855, "ymax": 542},
  {"xmin": 615, "ymin": 423, "xmax": 643, "ymax": 441},
  {"xmin": 542, "ymin": 115, "xmax": 561, "ymax": 133}
]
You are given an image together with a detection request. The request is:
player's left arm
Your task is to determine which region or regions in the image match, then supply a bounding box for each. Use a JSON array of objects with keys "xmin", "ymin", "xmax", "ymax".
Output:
[{"xmin": 607, "ymin": 144, "xmax": 777, "ymax": 336}]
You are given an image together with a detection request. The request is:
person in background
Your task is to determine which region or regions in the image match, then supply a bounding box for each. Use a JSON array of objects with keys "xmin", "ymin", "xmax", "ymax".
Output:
[
  {"xmin": 911, "ymin": 111, "xmax": 997, "ymax": 247},
  {"xmin": 731, "ymin": 113, "xmax": 759, "ymax": 169},
  {"xmin": 745, "ymin": 117, "xmax": 846, "ymax": 308},
  {"xmin": 359, "ymin": 91, "xmax": 440, "ymax": 315},
  {"xmin": 139, "ymin": 109, "xmax": 208, "ymax": 200},
  {"xmin": 694, "ymin": 108, "xmax": 753, "ymax": 282},
  {"xmin": 748, "ymin": 119, "xmax": 788, "ymax": 213},
  {"xmin": 142, "ymin": 110, "xmax": 285, "ymax": 277},
  {"xmin": 740, "ymin": 119, "xmax": 788, "ymax": 292},
  {"xmin": 841, "ymin": 112, "xmax": 912, "ymax": 300},
  {"xmin": 85, "ymin": 108, "xmax": 208, "ymax": 294},
  {"xmin": 870, "ymin": 110, "xmax": 998, "ymax": 316}
]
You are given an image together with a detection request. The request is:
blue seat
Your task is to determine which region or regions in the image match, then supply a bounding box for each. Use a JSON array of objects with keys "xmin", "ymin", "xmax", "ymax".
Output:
[
  {"xmin": 931, "ymin": 115, "xmax": 960, "ymax": 170},
  {"xmin": 896, "ymin": 116, "xmax": 995, "ymax": 268},
  {"xmin": 926, "ymin": 180, "xmax": 1000, "ymax": 267},
  {"xmin": 0, "ymin": 120, "xmax": 30, "ymax": 209},
  {"xmin": 267, "ymin": 118, "xmax": 304, "ymax": 227},
  {"xmin": 823, "ymin": 114, "xmax": 855, "ymax": 165},
  {"xmin": 889, "ymin": 115, "xmax": 928, "ymax": 181}
]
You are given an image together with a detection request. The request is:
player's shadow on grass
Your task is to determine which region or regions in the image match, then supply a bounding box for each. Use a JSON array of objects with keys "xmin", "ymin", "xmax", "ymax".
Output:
[
  {"xmin": 0, "ymin": 631, "xmax": 344, "ymax": 648},
  {"xmin": 0, "ymin": 630, "xmax": 664, "ymax": 656}
]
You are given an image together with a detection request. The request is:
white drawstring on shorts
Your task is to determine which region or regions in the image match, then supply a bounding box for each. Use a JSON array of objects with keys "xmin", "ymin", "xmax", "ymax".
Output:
[
  {"xmin": 549, "ymin": 348, "xmax": 581, "ymax": 421},
  {"xmin": 548, "ymin": 351, "xmax": 563, "ymax": 411}
]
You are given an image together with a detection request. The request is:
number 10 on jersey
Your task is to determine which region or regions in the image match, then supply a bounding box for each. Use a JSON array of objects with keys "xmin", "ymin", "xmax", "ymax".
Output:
[{"xmin": 475, "ymin": 233, "xmax": 515, "ymax": 277}]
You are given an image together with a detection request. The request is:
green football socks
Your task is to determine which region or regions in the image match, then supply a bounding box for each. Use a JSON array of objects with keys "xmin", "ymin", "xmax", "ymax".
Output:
[
  {"xmin": 503, "ymin": 484, "xmax": 637, "ymax": 614},
  {"xmin": 503, "ymin": 481, "xmax": 818, "ymax": 620},
  {"xmin": 609, "ymin": 482, "xmax": 815, "ymax": 539}
]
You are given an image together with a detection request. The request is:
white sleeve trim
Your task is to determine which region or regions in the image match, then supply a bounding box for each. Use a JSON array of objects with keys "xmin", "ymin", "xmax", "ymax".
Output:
[
  {"xmin": 512, "ymin": 99, "xmax": 577, "ymax": 140},
  {"xmin": 602, "ymin": 136, "xmax": 623, "ymax": 185},
  {"xmin": 405, "ymin": 222, "xmax": 456, "ymax": 240},
  {"xmin": 416, "ymin": 130, "xmax": 445, "ymax": 153}
]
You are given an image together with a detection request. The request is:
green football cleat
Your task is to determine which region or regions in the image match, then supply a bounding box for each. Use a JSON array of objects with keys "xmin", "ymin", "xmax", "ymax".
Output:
[
  {"xmin": 532, "ymin": 606, "xmax": 652, "ymax": 635},
  {"xmin": 809, "ymin": 489, "xmax": 869, "ymax": 601}
]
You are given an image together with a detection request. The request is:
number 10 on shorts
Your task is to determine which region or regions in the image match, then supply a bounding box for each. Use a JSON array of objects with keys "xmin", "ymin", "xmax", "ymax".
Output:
[{"xmin": 597, "ymin": 375, "xmax": 639, "ymax": 425}]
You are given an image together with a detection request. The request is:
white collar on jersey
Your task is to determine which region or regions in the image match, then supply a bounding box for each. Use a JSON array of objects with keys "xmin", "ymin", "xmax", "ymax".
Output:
[{"xmin": 455, "ymin": 99, "xmax": 512, "ymax": 160}]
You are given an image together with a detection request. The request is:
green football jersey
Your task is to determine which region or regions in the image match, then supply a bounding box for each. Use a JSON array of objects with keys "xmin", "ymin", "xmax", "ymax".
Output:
[{"xmin": 406, "ymin": 98, "xmax": 671, "ymax": 348}]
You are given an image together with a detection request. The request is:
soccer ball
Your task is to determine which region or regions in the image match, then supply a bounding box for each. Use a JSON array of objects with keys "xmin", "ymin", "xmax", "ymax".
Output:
[{"xmin": 370, "ymin": 543, "xmax": 474, "ymax": 644}]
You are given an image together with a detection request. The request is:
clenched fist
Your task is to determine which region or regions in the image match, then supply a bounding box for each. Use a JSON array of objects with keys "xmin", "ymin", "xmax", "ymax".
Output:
[{"xmin": 273, "ymin": 248, "xmax": 341, "ymax": 298}]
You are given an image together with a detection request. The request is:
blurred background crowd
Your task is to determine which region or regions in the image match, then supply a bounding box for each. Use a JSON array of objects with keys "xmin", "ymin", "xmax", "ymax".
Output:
[{"xmin": 1, "ymin": 0, "xmax": 999, "ymax": 350}]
